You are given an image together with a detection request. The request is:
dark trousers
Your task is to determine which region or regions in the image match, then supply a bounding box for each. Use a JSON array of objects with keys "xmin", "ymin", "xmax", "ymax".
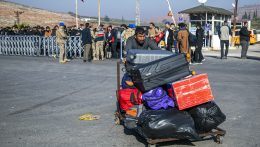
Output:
[
  {"xmin": 241, "ymin": 40, "xmax": 249, "ymax": 58},
  {"xmin": 166, "ymin": 42, "xmax": 173, "ymax": 52},
  {"xmin": 111, "ymin": 42, "xmax": 118, "ymax": 58},
  {"xmin": 173, "ymin": 40, "xmax": 178, "ymax": 53},
  {"xmin": 220, "ymin": 40, "xmax": 229, "ymax": 58},
  {"xmin": 194, "ymin": 45, "xmax": 204, "ymax": 63}
]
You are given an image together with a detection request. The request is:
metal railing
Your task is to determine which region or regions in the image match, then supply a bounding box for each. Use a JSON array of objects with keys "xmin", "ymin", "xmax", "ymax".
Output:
[{"xmin": 0, "ymin": 35, "xmax": 83, "ymax": 58}]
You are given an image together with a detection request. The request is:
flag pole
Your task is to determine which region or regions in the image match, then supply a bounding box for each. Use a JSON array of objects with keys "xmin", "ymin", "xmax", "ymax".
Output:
[
  {"xmin": 166, "ymin": 0, "xmax": 176, "ymax": 25},
  {"xmin": 76, "ymin": 0, "xmax": 79, "ymax": 28}
]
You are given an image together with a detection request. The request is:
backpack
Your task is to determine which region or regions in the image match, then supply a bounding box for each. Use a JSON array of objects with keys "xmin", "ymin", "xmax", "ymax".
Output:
[
  {"xmin": 142, "ymin": 87, "xmax": 174, "ymax": 110},
  {"xmin": 118, "ymin": 89, "xmax": 142, "ymax": 111},
  {"xmin": 155, "ymin": 32, "xmax": 165, "ymax": 43},
  {"xmin": 124, "ymin": 28, "xmax": 134, "ymax": 42},
  {"xmin": 188, "ymin": 32, "xmax": 197, "ymax": 46}
]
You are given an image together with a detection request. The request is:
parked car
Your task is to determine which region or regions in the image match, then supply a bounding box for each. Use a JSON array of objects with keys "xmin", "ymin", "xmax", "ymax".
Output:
[{"xmin": 233, "ymin": 29, "xmax": 257, "ymax": 45}]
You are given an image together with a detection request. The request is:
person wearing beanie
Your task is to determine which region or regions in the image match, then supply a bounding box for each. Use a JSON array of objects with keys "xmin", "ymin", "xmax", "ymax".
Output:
[
  {"xmin": 177, "ymin": 23, "xmax": 189, "ymax": 54},
  {"xmin": 56, "ymin": 22, "xmax": 68, "ymax": 64}
]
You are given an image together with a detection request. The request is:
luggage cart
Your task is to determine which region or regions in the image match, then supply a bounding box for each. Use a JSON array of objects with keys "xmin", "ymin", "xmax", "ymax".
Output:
[{"xmin": 114, "ymin": 61, "xmax": 226, "ymax": 147}]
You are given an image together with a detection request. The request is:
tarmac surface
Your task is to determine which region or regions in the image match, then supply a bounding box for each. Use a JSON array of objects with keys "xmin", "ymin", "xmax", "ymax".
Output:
[{"xmin": 0, "ymin": 44, "xmax": 260, "ymax": 147}]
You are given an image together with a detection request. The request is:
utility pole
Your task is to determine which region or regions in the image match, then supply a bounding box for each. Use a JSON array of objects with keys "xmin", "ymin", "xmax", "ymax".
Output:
[
  {"xmin": 232, "ymin": 0, "xmax": 238, "ymax": 47},
  {"xmin": 76, "ymin": 0, "xmax": 79, "ymax": 28},
  {"xmin": 135, "ymin": 0, "xmax": 140, "ymax": 26},
  {"xmin": 14, "ymin": 11, "xmax": 24, "ymax": 25},
  {"xmin": 98, "ymin": 0, "xmax": 101, "ymax": 26}
]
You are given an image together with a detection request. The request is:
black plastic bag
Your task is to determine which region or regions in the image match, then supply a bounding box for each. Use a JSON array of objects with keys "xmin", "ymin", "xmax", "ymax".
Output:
[
  {"xmin": 188, "ymin": 101, "xmax": 226, "ymax": 133},
  {"xmin": 136, "ymin": 108, "xmax": 200, "ymax": 140}
]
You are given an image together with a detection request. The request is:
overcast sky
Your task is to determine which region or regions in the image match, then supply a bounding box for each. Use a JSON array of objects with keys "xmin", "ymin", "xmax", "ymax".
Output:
[{"xmin": 6, "ymin": 0, "xmax": 260, "ymax": 20}]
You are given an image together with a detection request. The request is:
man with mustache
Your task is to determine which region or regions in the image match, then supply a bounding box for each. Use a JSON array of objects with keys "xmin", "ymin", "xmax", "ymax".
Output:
[{"xmin": 125, "ymin": 27, "xmax": 161, "ymax": 51}]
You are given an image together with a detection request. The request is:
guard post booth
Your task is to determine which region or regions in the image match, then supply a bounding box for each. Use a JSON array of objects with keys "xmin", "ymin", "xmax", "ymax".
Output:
[{"xmin": 179, "ymin": 4, "xmax": 233, "ymax": 50}]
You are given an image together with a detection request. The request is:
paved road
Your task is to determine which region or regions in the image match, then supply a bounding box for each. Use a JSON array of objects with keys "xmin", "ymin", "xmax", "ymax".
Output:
[{"xmin": 0, "ymin": 45, "xmax": 260, "ymax": 147}]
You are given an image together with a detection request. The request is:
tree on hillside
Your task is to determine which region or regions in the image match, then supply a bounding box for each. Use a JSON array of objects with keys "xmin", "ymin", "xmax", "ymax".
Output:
[
  {"xmin": 253, "ymin": 10, "xmax": 256, "ymax": 19},
  {"xmin": 248, "ymin": 12, "xmax": 251, "ymax": 20},
  {"xmin": 242, "ymin": 11, "xmax": 247, "ymax": 19},
  {"xmin": 104, "ymin": 15, "xmax": 110, "ymax": 22}
]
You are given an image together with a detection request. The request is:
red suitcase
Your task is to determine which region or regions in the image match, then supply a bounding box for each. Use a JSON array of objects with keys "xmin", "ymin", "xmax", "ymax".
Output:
[{"xmin": 170, "ymin": 74, "xmax": 214, "ymax": 110}]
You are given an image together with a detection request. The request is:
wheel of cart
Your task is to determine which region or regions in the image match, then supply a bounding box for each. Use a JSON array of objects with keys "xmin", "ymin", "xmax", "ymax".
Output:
[{"xmin": 145, "ymin": 127, "xmax": 226, "ymax": 146}]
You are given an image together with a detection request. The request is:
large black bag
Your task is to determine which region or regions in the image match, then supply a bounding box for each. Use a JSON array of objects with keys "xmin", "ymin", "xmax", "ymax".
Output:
[
  {"xmin": 188, "ymin": 101, "xmax": 226, "ymax": 132},
  {"xmin": 128, "ymin": 54, "xmax": 191, "ymax": 92},
  {"xmin": 136, "ymin": 108, "xmax": 200, "ymax": 140},
  {"xmin": 189, "ymin": 32, "xmax": 197, "ymax": 47},
  {"xmin": 126, "ymin": 49, "xmax": 173, "ymax": 65}
]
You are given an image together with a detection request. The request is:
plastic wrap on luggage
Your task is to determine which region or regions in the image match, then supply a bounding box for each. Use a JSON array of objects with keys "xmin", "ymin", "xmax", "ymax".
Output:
[
  {"xmin": 126, "ymin": 49, "xmax": 173, "ymax": 65},
  {"xmin": 188, "ymin": 101, "xmax": 226, "ymax": 132},
  {"xmin": 137, "ymin": 108, "xmax": 200, "ymax": 140}
]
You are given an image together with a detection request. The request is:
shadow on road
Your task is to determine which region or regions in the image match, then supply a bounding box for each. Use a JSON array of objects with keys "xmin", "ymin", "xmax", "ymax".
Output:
[
  {"xmin": 8, "ymin": 86, "xmax": 92, "ymax": 116},
  {"xmin": 229, "ymin": 56, "xmax": 260, "ymax": 61},
  {"xmin": 123, "ymin": 127, "xmax": 197, "ymax": 147}
]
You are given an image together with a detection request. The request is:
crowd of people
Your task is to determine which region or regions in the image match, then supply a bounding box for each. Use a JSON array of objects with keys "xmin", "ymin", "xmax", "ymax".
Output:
[
  {"xmin": 0, "ymin": 24, "xmax": 88, "ymax": 37},
  {"xmin": 1, "ymin": 20, "xmax": 250, "ymax": 64}
]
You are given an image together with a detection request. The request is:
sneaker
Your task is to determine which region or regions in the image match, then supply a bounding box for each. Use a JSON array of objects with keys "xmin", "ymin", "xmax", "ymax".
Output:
[
  {"xmin": 197, "ymin": 62, "xmax": 203, "ymax": 65},
  {"xmin": 191, "ymin": 62, "xmax": 198, "ymax": 65},
  {"xmin": 65, "ymin": 59, "xmax": 71, "ymax": 62},
  {"xmin": 59, "ymin": 61, "xmax": 66, "ymax": 64},
  {"xmin": 202, "ymin": 58, "xmax": 206, "ymax": 62}
]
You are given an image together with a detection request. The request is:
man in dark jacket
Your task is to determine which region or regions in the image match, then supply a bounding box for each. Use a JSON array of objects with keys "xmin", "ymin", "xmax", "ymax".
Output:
[
  {"xmin": 240, "ymin": 22, "xmax": 250, "ymax": 59},
  {"xmin": 111, "ymin": 26, "xmax": 118, "ymax": 58},
  {"xmin": 125, "ymin": 27, "xmax": 161, "ymax": 51},
  {"xmin": 165, "ymin": 22, "xmax": 174, "ymax": 52},
  {"xmin": 81, "ymin": 23, "xmax": 92, "ymax": 62},
  {"xmin": 193, "ymin": 23, "xmax": 205, "ymax": 64}
]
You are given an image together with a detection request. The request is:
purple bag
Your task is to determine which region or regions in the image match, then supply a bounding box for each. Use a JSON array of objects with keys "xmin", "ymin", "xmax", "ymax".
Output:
[{"xmin": 142, "ymin": 87, "xmax": 175, "ymax": 110}]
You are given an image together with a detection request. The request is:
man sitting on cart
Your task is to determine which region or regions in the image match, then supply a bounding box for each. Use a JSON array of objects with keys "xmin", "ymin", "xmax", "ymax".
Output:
[{"xmin": 125, "ymin": 27, "xmax": 161, "ymax": 51}]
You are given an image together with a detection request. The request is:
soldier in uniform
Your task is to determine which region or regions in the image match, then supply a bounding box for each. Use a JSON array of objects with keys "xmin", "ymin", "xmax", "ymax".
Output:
[
  {"xmin": 56, "ymin": 22, "xmax": 68, "ymax": 64},
  {"xmin": 94, "ymin": 24, "xmax": 105, "ymax": 60},
  {"xmin": 90, "ymin": 24, "xmax": 96, "ymax": 60}
]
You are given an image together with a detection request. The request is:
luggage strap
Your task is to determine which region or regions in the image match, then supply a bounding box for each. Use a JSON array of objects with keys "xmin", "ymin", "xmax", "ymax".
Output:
[{"xmin": 130, "ymin": 91, "xmax": 141, "ymax": 105}]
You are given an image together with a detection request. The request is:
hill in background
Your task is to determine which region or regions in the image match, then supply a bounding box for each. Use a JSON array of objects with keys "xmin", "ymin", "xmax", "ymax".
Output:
[{"xmin": 0, "ymin": 1, "xmax": 134, "ymax": 28}]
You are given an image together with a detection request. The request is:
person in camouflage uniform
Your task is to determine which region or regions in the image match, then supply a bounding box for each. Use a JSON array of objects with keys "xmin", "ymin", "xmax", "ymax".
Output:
[
  {"xmin": 90, "ymin": 25, "xmax": 96, "ymax": 60},
  {"xmin": 56, "ymin": 22, "xmax": 68, "ymax": 64},
  {"xmin": 94, "ymin": 24, "xmax": 105, "ymax": 60}
]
